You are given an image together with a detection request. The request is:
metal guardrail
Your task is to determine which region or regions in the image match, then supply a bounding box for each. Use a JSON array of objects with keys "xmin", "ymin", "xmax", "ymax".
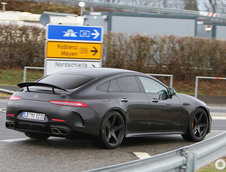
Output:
[
  {"xmin": 89, "ymin": 132, "xmax": 226, "ymax": 172},
  {"xmin": 147, "ymin": 74, "xmax": 173, "ymax": 88},
  {"xmin": 195, "ymin": 76, "xmax": 226, "ymax": 98},
  {"xmin": 23, "ymin": 66, "xmax": 44, "ymax": 82},
  {"xmin": 0, "ymin": 88, "xmax": 15, "ymax": 94}
]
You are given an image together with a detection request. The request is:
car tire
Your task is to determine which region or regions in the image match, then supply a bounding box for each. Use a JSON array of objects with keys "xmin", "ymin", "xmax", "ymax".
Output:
[
  {"xmin": 182, "ymin": 108, "xmax": 209, "ymax": 142},
  {"xmin": 25, "ymin": 132, "xmax": 50, "ymax": 140},
  {"xmin": 99, "ymin": 111, "xmax": 125, "ymax": 149}
]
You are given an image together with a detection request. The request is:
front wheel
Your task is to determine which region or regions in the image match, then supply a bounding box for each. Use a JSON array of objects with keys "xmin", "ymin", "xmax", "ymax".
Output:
[
  {"xmin": 25, "ymin": 132, "xmax": 50, "ymax": 140},
  {"xmin": 99, "ymin": 111, "xmax": 125, "ymax": 149},
  {"xmin": 182, "ymin": 108, "xmax": 209, "ymax": 142}
]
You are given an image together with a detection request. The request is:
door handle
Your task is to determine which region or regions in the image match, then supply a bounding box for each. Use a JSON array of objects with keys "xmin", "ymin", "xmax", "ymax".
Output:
[
  {"xmin": 152, "ymin": 98, "xmax": 158, "ymax": 103},
  {"xmin": 121, "ymin": 98, "xmax": 128, "ymax": 103}
]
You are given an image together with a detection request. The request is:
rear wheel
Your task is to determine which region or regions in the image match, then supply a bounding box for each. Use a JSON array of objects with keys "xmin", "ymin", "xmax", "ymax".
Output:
[
  {"xmin": 25, "ymin": 132, "xmax": 50, "ymax": 140},
  {"xmin": 182, "ymin": 108, "xmax": 209, "ymax": 142},
  {"xmin": 99, "ymin": 111, "xmax": 125, "ymax": 149}
]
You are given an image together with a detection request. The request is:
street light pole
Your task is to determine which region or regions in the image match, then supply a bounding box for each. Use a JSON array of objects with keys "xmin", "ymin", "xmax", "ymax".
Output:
[
  {"xmin": 158, "ymin": 0, "xmax": 160, "ymax": 14},
  {"xmin": 1, "ymin": 2, "xmax": 7, "ymax": 12},
  {"xmin": 79, "ymin": 1, "xmax": 86, "ymax": 16}
]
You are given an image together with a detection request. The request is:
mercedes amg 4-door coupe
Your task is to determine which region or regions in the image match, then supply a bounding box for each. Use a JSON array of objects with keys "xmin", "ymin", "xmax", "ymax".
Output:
[{"xmin": 6, "ymin": 68, "xmax": 211, "ymax": 149}]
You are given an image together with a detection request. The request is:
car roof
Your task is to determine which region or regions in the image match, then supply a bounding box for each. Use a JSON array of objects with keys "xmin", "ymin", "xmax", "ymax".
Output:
[
  {"xmin": 51, "ymin": 68, "xmax": 168, "ymax": 89},
  {"xmin": 56, "ymin": 67, "xmax": 142, "ymax": 78}
]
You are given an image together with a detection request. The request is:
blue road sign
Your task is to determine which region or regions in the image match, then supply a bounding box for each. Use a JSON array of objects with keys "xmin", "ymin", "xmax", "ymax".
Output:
[{"xmin": 47, "ymin": 25, "xmax": 103, "ymax": 42}]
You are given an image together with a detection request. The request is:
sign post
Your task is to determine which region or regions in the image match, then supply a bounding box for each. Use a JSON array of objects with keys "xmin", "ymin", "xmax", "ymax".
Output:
[{"xmin": 45, "ymin": 25, "xmax": 103, "ymax": 75}]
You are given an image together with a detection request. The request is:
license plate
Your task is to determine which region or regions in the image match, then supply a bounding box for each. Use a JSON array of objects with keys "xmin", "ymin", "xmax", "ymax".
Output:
[{"xmin": 22, "ymin": 112, "xmax": 45, "ymax": 121}]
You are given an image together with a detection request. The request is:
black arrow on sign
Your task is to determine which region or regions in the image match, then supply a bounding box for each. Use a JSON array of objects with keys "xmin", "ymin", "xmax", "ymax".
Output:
[{"xmin": 91, "ymin": 47, "xmax": 98, "ymax": 56}]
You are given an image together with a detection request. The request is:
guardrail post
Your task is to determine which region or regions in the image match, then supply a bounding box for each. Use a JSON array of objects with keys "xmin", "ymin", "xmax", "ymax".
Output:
[
  {"xmin": 186, "ymin": 152, "xmax": 196, "ymax": 172},
  {"xmin": 195, "ymin": 76, "xmax": 226, "ymax": 98},
  {"xmin": 23, "ymin": 67, "xmax": 27, "ymax": 82},
  {"xmin": 170, "ymin": 75, "xmax": 173, "ymax": 88},
  {"xmin": 195, "ymin": 76, "xmax": 199, "ymax": 98},
  {"xmin": 23, "ymin": 66, "xmax": 44, "ymax": 82},
  {"xmin": 148, "ymin": 74, "xmax": 174, "ymax": 88},
  {"xmin": 180, "ymin": 149, "xmax": 196, "ymax": 172}
]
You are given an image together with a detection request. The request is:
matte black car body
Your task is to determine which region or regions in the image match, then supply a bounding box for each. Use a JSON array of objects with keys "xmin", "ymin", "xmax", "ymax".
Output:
[{"xmin": 5, "ymin": 68, "xmax": 211, "ymax": 148}]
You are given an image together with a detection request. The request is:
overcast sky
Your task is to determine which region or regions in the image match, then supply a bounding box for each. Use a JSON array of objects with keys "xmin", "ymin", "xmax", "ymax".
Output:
[{"xmin": 197, "ymin": 0, "xmax": 205, "ymax": 10}]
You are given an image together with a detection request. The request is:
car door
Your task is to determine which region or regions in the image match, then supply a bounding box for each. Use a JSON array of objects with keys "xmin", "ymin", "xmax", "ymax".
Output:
[
  {"xmin": 107, "ymin": 76, "xmax": 151, "ymax": 134},
  {"xmin": 138, "ymin": 76, "xmax": 187, "ymax": 133}
]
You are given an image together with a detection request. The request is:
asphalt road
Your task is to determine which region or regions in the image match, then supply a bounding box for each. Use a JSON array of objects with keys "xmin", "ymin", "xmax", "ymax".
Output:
[{"xmin": 0, "ymin": 99, "xmax": 225, "ymax": 172}]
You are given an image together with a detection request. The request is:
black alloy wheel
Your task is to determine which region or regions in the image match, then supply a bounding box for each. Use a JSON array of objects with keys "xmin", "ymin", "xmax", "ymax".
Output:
[
  {"xmin": 25, "ymin": 132, "xmax": 50, "ymax": 140},
  {"xmin": 182, "ymin": 108, "xmax": 209, "ymax": 142},
  {"xmin": 100, "ymin": 111, "xmax": 125, "ymax": 149}
]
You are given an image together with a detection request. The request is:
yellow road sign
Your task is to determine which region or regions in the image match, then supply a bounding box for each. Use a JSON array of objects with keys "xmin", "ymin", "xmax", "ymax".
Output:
[{"xmin": 46, "ymin": 41, "xmax": 102, "ymax": 60}]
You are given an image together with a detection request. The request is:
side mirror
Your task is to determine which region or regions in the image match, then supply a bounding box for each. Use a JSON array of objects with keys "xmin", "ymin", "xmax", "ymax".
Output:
[
  {"xmin": 168, "ymin": 88, "xmax": 176, "ymax": 96},
  {"xmin": 158, "ymin": 90, "xmax": 168, "ymax": 100}
]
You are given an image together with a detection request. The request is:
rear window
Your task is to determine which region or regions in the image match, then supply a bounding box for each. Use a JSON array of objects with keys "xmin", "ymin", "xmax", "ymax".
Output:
[{"xmin": 38, "ymin": 74, "xmax": 94, "ymax": 89}]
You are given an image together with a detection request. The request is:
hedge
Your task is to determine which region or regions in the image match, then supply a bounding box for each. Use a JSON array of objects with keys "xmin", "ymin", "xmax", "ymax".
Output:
[
  {"xmin": 103, "ymin": 33, "xmax": 226, "ymax": 80},
  {"xmin": 0, "ymin": 25, "xmax": 45, "ymax": 68}
]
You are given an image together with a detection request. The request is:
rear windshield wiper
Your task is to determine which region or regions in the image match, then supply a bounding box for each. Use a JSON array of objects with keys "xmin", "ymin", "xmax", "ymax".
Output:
[{"xmin": 17, "ymin": 82, "xmax": 68, "ymax": 94}]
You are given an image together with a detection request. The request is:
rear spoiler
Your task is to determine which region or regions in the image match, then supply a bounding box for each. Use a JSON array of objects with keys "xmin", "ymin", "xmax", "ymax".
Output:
[{"xmin": 17, "ymin": 82, "xmax": 68, "ymax": 94}]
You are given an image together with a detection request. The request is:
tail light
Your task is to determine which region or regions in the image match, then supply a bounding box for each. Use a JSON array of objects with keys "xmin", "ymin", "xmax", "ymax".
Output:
[
  {"xmin": 51, "ymin": 118, "xmax": 66, "ymax": 122},
  {"xmin": 10, "ymin": 96, "xmax": 22, "ymax": 101},
  {"xmin": 7, "ymin": 114, "xmax": 15, "ymax": 117},
  {"xmin": 49, "ymin": 100, "xmax": 89, "ymax": 108}
]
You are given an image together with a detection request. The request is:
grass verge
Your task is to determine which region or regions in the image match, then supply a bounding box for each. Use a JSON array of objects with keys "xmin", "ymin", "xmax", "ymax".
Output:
[
  {"xmin": 0, "ymin": 92, "xmax": 11, "ymax": 98},
  {"xmin": 197, "ymin": 157, "xmax": 226, "ymax": 172},
  {"xmin": 0, "ymin": 69, "xmax": 43, "ymax": 86}
]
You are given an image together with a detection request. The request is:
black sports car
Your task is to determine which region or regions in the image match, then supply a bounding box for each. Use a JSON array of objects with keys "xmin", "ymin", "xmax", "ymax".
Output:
[{"xmin": 6, "ymin": 68, "xmax": 211, "ymax": 149}]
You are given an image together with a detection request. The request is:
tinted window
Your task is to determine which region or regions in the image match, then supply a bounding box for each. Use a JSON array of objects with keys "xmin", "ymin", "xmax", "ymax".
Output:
[
  {"xmin": 108, "ymin": 79, "xmax": 120, "ymax": 92},
  {"xmin": 139, "ymin": 77, "xmax": 167, "ymax": 93},
  {"xmin": 38, "ymin": 74, "xmax": 93, "ymax": 89},
  {"xmin": 97, "ymin": 81, "xmax": 110, "ymax": 92},
  {"xmin": 117, "ymin": 76, "xmax": 140, "ymax": 92}
]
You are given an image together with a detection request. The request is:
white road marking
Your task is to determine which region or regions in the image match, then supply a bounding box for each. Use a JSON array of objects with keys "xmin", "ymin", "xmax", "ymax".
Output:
[
  {"xmin": 0, "ymin": 108, "xmax": 6, "ymax": 113},
  {"xmin": 211, "ymin": 130, "xmax": 226, "ymax": 133},
  {"xmin": 133, "ymin": 152, "xmax": 151, "ymax": 159},
  {"xmin": 0, "ymin": 138, "xmax": 28, "ymax": 142},
  {"xmin": 212, "ymin": 117, "xmax": 226, "ymax": 120}
]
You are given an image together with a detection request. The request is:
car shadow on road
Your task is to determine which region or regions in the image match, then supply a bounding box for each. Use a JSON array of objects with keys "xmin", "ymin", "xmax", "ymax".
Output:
[
  {"xmin": 20, "ymin": 137, "xmax": 96, "ymax": 150},
  {"xmin": 122, "ymin": 135, "xmax": 193, "ymax": 148},
  {"xmin": 15, "ymin": 134, "xmax": 193, "ymax": 150}
]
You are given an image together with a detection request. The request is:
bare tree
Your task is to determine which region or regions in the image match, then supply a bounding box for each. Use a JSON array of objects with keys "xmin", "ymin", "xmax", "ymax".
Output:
[
  {"xmin": 204, "ymin": 0, "xmax": 217, "ymax": 12},
  {"xmin": 83, "ymin": 0, "xmax": 226, "ymax": 13},
  {"xmin": 203, "ymin": 0, "xmax": 226, "ymax": 13},
  {"xmin": 220, "ymin": 0, "xmax": 226, "ymax": 13},
  {"xmin": 183, "ymin": 0, "xmax": 198, "ymax": 10}
]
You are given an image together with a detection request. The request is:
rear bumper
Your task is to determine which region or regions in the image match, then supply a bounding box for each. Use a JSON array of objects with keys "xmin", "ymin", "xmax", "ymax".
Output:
[
  {"xmin": 6, "ymin": 99, "xmax": 102, "ymax": 136},
  {"xmin": 6, "ymin": 120, "xmax": 74, "ymax": 137}
]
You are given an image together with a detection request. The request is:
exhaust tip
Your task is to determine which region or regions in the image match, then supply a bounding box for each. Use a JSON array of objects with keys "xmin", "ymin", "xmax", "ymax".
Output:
[
  {"xmin": 6, "ymin": 122, "xmax": 15, "ymax": 129},
  {"xmin": 51, "ymin": 128, "xmax": 65, "ymax": 135}
]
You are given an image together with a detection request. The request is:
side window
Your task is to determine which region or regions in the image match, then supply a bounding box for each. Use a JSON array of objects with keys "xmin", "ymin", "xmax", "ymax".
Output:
[
  {"xmin": 139, "ymin": 77, "xmax": 167, "ymax": 93},
  {"xmin": 117, "ymin": 76, "xmax": 140, "ymax": 92},
  {"xmin": 97, "ymin": 81, "xmax": 110, "ymax": 92},
  {"xmin": 108, "ymin": 79, "xmax": 120, "ymax": 92}
]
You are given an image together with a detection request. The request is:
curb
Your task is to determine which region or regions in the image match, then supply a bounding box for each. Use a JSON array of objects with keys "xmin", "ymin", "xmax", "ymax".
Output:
[
  {"xmin": 207, "ymin": 104, "xmax": 226, "ymax": 107},
  {"xmin": 0, "ymin": 96, "xmax": 10, "ymax": 99}
]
